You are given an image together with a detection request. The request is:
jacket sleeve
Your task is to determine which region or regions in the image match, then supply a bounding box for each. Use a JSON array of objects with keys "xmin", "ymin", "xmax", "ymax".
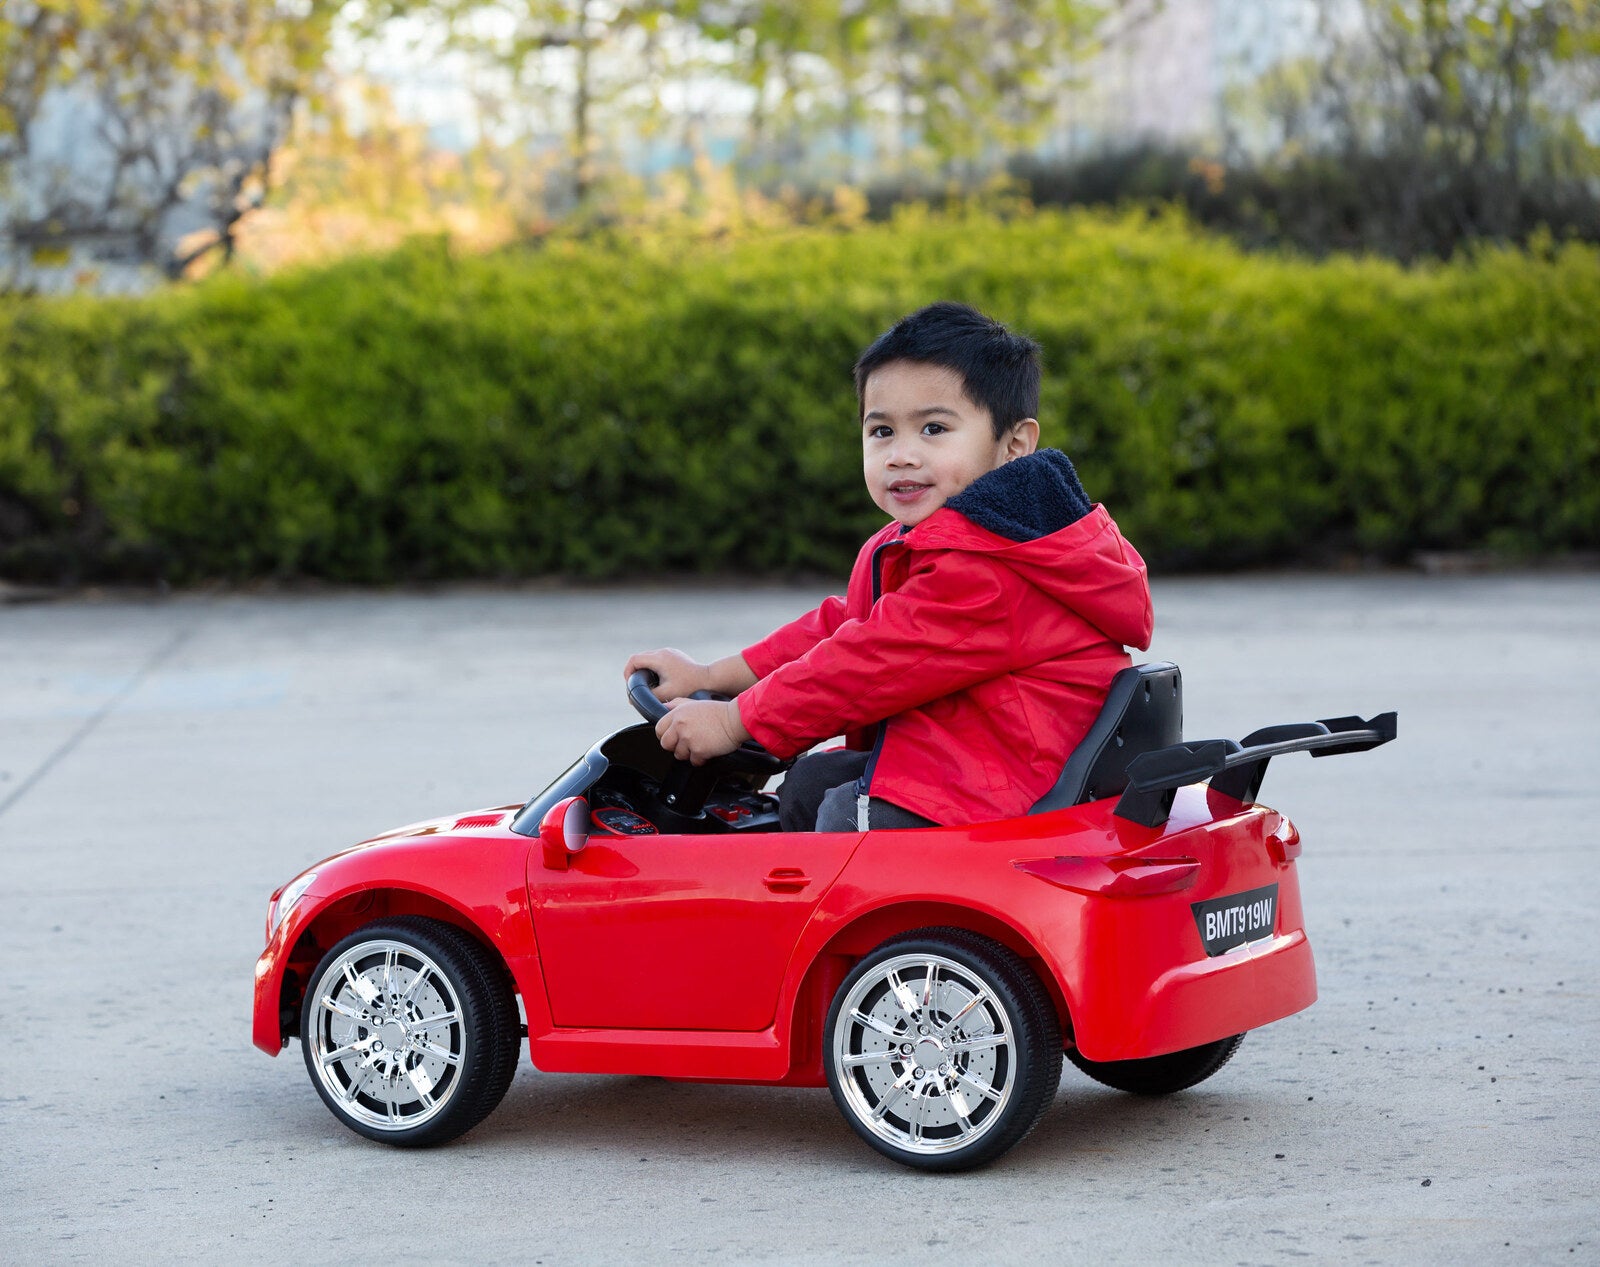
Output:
[
  {"xmin": 742, "ymin": 595, "xmax": 849, "ymax": 678},
  {"xmin": 737, "ymin": 550, "xmax": 1018, "ymax": 758}
]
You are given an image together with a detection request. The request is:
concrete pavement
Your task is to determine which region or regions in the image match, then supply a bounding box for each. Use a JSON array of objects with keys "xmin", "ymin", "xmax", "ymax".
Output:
[{"xmin": 1, "ymin": 574, "xmax": 1596, "ymax": 1264}]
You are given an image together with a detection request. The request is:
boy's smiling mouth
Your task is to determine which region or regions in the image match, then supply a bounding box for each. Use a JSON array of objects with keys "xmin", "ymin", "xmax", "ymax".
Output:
[{"xmin": 888, "ymin": 480, "xmax": 932, "ymax": 503}]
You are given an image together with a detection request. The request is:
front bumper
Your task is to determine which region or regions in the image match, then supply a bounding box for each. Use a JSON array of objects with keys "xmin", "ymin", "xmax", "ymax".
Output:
[{"xmin": 252, "ymin": 897, "xmax": 316, "ymax": 1055}]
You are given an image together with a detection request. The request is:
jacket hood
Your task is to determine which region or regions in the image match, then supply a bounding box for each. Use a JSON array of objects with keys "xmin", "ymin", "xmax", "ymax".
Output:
[{"xmin": 909, "ymin": 449, "xmax": 1154, "ymax": 650}]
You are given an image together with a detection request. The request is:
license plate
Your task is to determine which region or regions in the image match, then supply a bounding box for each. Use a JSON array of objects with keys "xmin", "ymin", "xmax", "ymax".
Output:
[{"xmin": 1191, "ymin": 884, "xmax": 1279, "ymax": 956}]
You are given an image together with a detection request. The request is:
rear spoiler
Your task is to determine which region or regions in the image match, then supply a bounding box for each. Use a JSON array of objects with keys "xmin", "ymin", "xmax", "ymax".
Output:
[{"xmin": 1115, "ymin": 712, "xmax": 1398, "ymax": 828}]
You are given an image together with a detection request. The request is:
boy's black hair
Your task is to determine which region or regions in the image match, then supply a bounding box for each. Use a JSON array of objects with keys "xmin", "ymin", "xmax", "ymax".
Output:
[{"xmin": 853, "ymin": 301, "xmax": 1042, "ymax": 439}]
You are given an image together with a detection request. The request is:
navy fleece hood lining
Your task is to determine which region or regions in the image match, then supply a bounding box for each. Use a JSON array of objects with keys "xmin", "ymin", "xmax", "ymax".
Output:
[{"xmin": 944, "ymin": 449, "xmax": 1092, "ymax": 543}]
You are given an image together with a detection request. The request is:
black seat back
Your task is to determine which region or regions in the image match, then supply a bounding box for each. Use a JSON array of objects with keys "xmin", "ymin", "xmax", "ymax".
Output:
[{"xmin": 1029, "ymin": 662, "xmax": 1183, "ymax": 814}]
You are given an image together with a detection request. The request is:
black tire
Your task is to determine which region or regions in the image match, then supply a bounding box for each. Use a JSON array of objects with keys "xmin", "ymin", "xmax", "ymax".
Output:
[
  {"xmin": 1066, "ymin": 1033, "xmax": 1245, "ymax": 1095},
  {"xmin": 825, "ymin": 927, "xmax": 1063, "ymax": 1172},
  {"xmin": 300, "ymin": 916, "xmax": 521, "ymax": 1146}
]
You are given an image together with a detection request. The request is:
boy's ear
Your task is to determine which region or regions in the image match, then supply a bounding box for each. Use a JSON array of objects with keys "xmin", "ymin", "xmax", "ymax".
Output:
[{"xmin": 1004, "ymin": 418, "xmax": 1040, "ymax": 461}]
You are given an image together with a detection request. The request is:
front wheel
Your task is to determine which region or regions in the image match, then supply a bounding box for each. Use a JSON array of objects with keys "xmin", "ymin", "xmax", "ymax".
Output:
[
  {"xmin": 1066, "ymin": 1033, "xmax": 1245, "ymax": 1095},
  {"xmin": 825, "ymin": 928, "xmax": 1062, "ymax": 1172},
  {"xmin": 300, "ymin": 916, "xmax": 521, "ymax": 1146}
]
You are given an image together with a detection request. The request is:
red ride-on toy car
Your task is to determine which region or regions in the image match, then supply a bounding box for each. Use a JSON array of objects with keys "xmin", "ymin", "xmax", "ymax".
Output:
[{"xmin": 253, "ymin": 663, "xmax": 1395, "ymax": 1171}]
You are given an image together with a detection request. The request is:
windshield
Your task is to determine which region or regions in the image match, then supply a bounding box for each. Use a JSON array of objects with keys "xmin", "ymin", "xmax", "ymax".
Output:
[{"xmin": 509, "ymin": 747, "xmax": 608, "ymax": 836}]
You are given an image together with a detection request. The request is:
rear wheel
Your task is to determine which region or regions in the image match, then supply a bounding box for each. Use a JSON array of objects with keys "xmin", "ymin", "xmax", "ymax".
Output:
[
  {"xmin": 825, "ymin": 928, "xmax": 1062, "ymax": 1171},
  {"xmin": 300, "ymin": 916, "xmax": 520, "ymax": 1146},
  {"xmin": 1066, "ymin": 1033, "xmax": 1245, "ymax": 1095}
]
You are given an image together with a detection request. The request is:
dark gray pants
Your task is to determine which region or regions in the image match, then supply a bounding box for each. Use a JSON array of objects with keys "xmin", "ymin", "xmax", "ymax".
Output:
[{"xmin": 778, "ymin": 748, "xmax": 936, "ymax": 833}]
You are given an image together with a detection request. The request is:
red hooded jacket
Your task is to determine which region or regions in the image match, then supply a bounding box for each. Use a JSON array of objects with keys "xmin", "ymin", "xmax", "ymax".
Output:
[{"xmin": 737, "ymin": 451, "xmax": 1154, "ymax": 825}]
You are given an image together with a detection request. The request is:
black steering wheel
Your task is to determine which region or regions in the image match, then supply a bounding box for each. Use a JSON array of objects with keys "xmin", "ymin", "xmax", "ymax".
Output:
[{"xmin": 626, "ymin": 669, "xmax": 786, "ymax": 776}]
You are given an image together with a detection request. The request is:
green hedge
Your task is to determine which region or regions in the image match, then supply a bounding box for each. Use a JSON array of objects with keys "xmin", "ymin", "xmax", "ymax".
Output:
[{"xmin": 2, "ymin": 209, "xmax": 1597, "ymax": 582}]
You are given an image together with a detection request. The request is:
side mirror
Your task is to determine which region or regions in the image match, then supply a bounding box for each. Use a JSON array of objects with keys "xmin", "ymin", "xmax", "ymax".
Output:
[{"xmin": 540, "ymin": 796, "xmax": 589, "ymax": 870}]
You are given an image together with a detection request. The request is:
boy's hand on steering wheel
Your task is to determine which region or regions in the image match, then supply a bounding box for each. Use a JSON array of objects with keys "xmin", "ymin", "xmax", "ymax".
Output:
[
  {"xmin": 655, "ymin": 698, "xmax": 750, "ymax": 765},
  {"xmin": 623, "ymin": 647, "xmax": 707, "ymax": 701}
]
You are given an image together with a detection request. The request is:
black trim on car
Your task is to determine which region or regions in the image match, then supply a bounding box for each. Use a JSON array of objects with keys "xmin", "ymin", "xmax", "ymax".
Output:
[{"xmin": 1114, "ymin": 712, "xmax": 1398, "ymax": 828}]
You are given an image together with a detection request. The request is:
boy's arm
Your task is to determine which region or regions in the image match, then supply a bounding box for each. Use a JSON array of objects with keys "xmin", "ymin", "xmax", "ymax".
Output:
[
  {"xmin": 736, "ymin": 553, "xmax": 1019, "ymax": 758},
  {"xmin": 744, "ymin": 524, "xmax": 895, "ymax": 677},
  {"xmin": 741, "ymin": 594, "xmax": 850, "ymax": 679}
]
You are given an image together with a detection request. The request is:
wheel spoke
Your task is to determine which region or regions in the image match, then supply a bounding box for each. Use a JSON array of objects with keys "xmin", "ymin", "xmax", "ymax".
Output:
[
  {"xmin": 321, "ymin": 995, "xmax": 363, "ymax": 1022},
  {"xmin": 417, "ymin": 1040, "xmax": 460, "ymax": 1066},
  {"xmin": 406, "ymin": 1009, "xmax": 460, "ymax": 1034},
  {"xmin": 937, "ymin": 988, "xmax": 993, "ymax": 1038},
  {"xmin": 320, "ymin": 1038, "xmax": 374, "ymax": 1066},
  {"xmin": 870, "ymin": 1071, "xmax": 915, "ymax": 1123},
  {"xmin": 383, "ymin": 948, "xmax": 399, "ymax": 997},
  {"xmin": 842, "ymin": 1049, "xmax": 894, "ymax": 1068},
  {"xmin": 886, "ymin": 970, "xmax": 920, "ymax": 1018},
  {"xmin": 401, "ymin": 965, "xmax": 433, "ymax": 1004},
  {"xmin": 407, "ymin": 1066, "xmax": 438, "ymax": 1103},
  {"xmin": 947, "ymin": 1086, "xmax": 977, "ymax": 1135},
  {"xmin": 343, "ymin": 963, "xmax": 380, "ymax": 1004},
  {"xmin": 953, "ymin": 1067, "xmax": 1001, "ymax": 1105},
  {"xmin": 909, "ymin": 1090, "xmax": 927, "ymax": 1145},
  {"xmin": 953, "ymin": 1031, "xmax": 1007, "ymax": 1054},
  {"xmin": 920, "ymin": 962, "xmax": 939, "ymax": 1013},
  {"xmin": 341, "ymin": 1061, "xmax": 376, "ymax": 1104},
  {"xmin": 849, "ymin": 1008, "xmax": 899, "ymax": 1040}
]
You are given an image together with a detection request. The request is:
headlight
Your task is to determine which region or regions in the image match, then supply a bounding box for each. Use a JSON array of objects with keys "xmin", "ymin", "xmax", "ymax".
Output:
[{"xmin": 267, "ymin": 870, "xmax": 318, "ymax": 940}]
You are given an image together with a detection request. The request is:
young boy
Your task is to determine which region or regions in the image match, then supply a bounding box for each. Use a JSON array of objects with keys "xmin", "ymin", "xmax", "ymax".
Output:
[{"xmin": 625, "ymin": 301, "xmax": 1153, "ymax": 831}]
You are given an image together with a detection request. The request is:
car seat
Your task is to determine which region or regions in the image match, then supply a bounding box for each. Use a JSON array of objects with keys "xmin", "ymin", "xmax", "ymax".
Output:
[{"xmin": 1029, "ymin": 662, "xmax": 1182, "ymax": 814}]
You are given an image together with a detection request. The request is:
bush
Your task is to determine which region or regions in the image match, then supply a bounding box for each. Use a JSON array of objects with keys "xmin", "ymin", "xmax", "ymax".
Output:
[
  {"xmin": 1008, "ymin": 143, "xmax": 1600, "ymax": 262},
  {"xmin": 1, "ymin": 209, "xmax": 1597, "ymax": 583}
]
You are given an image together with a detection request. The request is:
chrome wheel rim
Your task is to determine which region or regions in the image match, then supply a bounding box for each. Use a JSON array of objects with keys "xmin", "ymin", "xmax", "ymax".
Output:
[
  {"xmin": 833, "ymin": 951, "xmax": 1016, "ymax": 1156},
  {"xmin": 307, "ymin": 939, "xmax": 465, "ymax": 1132}
]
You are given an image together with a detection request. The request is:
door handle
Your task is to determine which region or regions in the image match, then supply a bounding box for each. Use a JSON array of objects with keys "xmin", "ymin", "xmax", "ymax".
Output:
[{"xmin": 764, "ymin": 867, "xmax": 811, "ymax": 894}]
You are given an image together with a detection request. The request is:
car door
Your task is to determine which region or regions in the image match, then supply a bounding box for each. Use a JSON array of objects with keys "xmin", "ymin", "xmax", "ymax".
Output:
[{"xmin": 529, "ymin": 829, "xmax": 861, "ymax": 1032}]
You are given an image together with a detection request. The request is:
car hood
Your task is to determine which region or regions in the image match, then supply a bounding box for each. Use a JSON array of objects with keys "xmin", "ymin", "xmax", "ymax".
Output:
[
  {"xmin": 297, "ymin": 805, "xmax": 525, "ymax": 872},
  {"xmin": 359, "ymin": 804, "xmax": 523, "ymax": 844}
]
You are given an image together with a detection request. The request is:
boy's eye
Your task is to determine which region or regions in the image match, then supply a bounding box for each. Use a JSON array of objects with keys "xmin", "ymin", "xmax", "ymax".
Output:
[
  {"xmin": 867, "ymin": 424, "xmax": 893, "ymax": 440},
  {"xmin": 923, "ymin": 422, "xmax": 947, "ymax": 436}
]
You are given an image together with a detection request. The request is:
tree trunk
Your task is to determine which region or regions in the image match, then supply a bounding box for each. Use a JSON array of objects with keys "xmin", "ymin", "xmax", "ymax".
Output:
[{"xmin": 573, "ymin": 0, "xmax": 594, "ymax": 202}]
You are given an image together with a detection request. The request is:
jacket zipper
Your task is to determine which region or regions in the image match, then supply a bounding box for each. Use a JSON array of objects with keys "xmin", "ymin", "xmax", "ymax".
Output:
[{"xmin": 854, "ymin": 532, "xmax": 903, "ymax": 822}]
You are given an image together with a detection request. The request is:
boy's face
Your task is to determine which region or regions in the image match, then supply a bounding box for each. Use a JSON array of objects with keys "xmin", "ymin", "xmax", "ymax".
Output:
[{"xmin": 861, "ymin": 360, "xmax": 1038, "ymax": 527}]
